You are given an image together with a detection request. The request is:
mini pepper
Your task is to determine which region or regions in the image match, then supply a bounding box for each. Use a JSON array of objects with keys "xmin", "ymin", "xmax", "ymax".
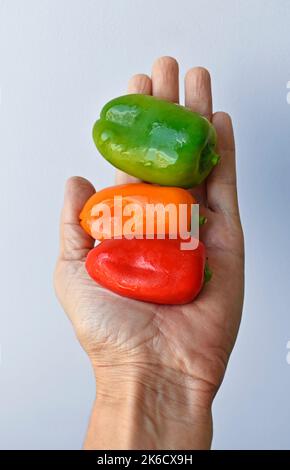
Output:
[
  {"xmin": 80, "ymin": 183, "xmax": 195, "ymax": 240},
  {"xmin": 93, "ymin": 94, "xmax": 219, "ymax": 188},
  {"xmin": 86, "ymin": 238, "xmax": 206, "ymax": 305}
]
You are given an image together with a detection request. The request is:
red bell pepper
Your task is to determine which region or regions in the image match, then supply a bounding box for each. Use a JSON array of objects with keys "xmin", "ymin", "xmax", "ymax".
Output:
[{"xmin": 85, "ymin": 238, "xmax": 206, "ymax": 305}]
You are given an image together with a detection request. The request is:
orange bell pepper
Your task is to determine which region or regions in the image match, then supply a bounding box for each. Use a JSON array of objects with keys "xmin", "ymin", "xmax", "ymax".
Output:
[{"xmin": 80, "ymin": 183, "xmax": 195, "ymax": 240}]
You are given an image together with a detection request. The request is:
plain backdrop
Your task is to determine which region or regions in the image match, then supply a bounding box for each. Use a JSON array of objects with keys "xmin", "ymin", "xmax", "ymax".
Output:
[{"xmin": 0, "ymin": 0, "xmax": 290, "ymax": 450}]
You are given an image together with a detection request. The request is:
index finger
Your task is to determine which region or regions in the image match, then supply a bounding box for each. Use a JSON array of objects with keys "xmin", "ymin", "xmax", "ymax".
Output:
[{"xmin": 115, "ymin": 73, "xmax": 152, "ymax": 185}]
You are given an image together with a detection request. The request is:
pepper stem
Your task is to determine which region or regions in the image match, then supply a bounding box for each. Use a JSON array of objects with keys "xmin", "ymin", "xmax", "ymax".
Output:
[
  {"xmin": 199, "ymin": 215, "xmax": 207, "ymax": 226},
  {"xmin": 211, "ymin": 154, "xmax": 220, "ymax": 166},
  {"xmin": 204, "ymin": 260, "xmax": 212, "ymax": 283}
]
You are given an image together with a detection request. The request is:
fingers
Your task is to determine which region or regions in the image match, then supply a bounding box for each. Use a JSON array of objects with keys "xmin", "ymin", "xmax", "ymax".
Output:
[
  {"xmin": 152, "ymin": 56, "xmax": 179, "ymax": 103},
  {"xmin": 207, "ymin": 112, "xmax": 239, "ymax": 216},
  {"xmin": 185, "ymin": 67, "xmax": 212, "ymax": 204},
  {"xmin": 115, "ymin": 74, "xmax": 152, "ymax": 184},
  {"xmin": 121, "ymin": 57, "xmax": 179, "ymax": 185},
  {"xmin": 185, "ymin": 67, "xmax": 212, "ymax": 121},
  {"xmin": 59, "ymin": 177, "xmax": 96, "ymax": 261},
  {"xmin": 116, "ymin": 57, "xmax": 179, "ymax": 185},
  {"xmin": 128, "ymin": 73, "xmax": 152, "ymax": 94},
  {"xmin": 115, "ymin": 170, "xmax": 142, "ymax": 185}
]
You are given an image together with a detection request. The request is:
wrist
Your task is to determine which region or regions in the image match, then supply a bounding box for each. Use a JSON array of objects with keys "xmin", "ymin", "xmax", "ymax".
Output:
[{"xmin": 85, "ymin": 362, "xmax": 213, "ymax": 450}]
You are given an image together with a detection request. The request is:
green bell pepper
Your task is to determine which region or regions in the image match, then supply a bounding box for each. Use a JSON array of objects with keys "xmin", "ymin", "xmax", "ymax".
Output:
[{"xmin": 93, "ymin": 94, "xmax": 219, "ymax": 188}]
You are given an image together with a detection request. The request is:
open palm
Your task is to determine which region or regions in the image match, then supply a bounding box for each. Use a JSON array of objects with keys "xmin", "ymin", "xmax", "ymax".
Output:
[{"xmin": 54, "ymin": 57, "xmax": 244, "ymax": 409}]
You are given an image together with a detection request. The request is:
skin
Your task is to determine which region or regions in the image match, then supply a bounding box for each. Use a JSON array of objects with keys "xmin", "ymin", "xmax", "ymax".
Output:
[{"xmin": 54, "ymin": 57, "xmax": 244, "ymax": 450}]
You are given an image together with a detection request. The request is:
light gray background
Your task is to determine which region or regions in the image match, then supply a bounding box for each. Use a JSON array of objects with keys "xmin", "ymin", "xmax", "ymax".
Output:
[{"xmin": 0, "ymin": 0, "xmax": 290, "ymax": 450}]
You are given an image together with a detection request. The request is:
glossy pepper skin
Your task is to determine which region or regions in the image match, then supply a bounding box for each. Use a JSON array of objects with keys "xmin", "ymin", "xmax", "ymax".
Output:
[
  {"xmin": 93, "ymin": 94, "xmax": 219, "ymax": 188},
  {"xmin": 85, "ymin": 238, "xmax": 206, "ymax": 305},
  {"xmin": 80, "ymin": 183, "xmax": 195, "ymax": 240}
]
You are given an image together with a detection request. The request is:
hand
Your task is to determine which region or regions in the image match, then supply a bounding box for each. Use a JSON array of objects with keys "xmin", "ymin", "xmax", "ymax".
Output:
[{"xmin": 54, "ymin": 56, "xmax": 244, "ymax": 450}]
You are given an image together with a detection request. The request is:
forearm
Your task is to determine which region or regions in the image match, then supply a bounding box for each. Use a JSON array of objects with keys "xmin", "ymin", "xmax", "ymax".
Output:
[{"xmin": 84, "ymin": 364, "xmax": 213, "ymax": 450}]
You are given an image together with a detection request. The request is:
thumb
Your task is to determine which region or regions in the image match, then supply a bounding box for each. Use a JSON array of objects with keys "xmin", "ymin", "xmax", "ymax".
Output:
[{"xmin": 59, "ymin": 176, "xmax": 95, "ymax": 261}]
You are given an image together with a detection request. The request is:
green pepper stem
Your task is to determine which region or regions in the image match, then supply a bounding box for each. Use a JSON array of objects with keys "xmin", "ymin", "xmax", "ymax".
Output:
[
  {"xmin": 199, "ymin": 215, "xmax": 207, "ymax": 226},
  {"xmin": 204, "ymin": 261, "xmax": 212, "ymax": 283},
  {"xmin": 211, "ymin": 154, "xmax": 220, "ymax": 166}
]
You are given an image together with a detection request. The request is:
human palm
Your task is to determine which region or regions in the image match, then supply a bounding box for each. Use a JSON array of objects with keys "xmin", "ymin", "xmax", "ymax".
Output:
[{"xmin": 54, "ymin": 57, "xmax": 244, "ymax": 404}]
